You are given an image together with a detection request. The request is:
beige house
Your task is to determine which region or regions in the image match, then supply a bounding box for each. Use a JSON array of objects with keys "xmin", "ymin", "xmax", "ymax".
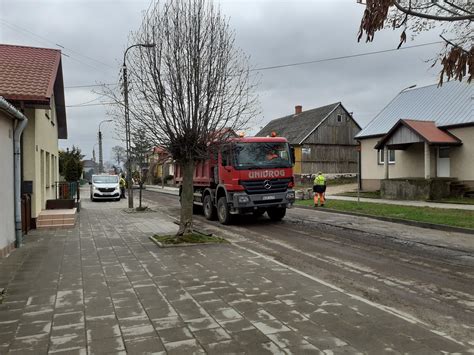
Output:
[
  {"xmin": 0, "ymin": 109, "xmax": 16, "ymax": 256},
  {"xmin": 0, "ymin": 44, "xmax": 67, "ymax": 236},
  {"xmin": 356, "ymin": 81, "xmax": 473, "ymax": 199}
]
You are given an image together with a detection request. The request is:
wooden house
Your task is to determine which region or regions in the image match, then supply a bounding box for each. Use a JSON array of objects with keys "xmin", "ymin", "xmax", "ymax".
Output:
[{"xmin": 256, "ymin": 103, "xmax": 361, "ymax": 177}]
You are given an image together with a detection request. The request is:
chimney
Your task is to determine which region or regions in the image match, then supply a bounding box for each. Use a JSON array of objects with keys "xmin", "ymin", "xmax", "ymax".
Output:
[{"xmin": 295, "ymin": 105, "xmax": 302, "ymax": 115}]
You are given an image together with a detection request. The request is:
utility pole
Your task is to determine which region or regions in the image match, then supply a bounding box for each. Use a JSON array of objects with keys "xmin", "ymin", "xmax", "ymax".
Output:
[
  {"xmin": 123, "ymin": 43, "xmax": 156, "ymax": 209},
  {"xmin": 98, "ymin": 119, "xmax": 112, "ymax": 174}
]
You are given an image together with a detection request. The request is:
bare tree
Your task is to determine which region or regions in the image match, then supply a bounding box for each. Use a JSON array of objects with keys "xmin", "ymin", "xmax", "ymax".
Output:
[
  {"xmin": 115, "ymin": 0, "xmax": 258, "ymax": 238},
  {"xmin": 111, "ymin": 145, "xmax": 126, "ymax": 167},
  {"xmin": 357, "ymin": 0, "xmax": 473, "ymax": 84}
]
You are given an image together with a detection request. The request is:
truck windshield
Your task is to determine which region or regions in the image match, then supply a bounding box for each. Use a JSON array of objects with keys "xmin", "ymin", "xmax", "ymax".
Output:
[
  {"xmin": 92, "ymin": 176, "xmax": 119, "ymax": 184},
  {"xmin": 233, "ymin": 142, "xmax": 292, "ymax": 169}
]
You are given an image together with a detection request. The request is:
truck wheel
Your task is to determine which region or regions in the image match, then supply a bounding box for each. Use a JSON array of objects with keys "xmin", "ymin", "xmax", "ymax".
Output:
[
  {"xmin": 203, "ymin": 195, "xmax": 217, "ymax": 220},
  {"xmin": 217, "ymin": 197, "xmax": 232, "ymax": 225},
  {"xmin": 267, "ymin": 207, "xmax": 286, "ymax": 221}
]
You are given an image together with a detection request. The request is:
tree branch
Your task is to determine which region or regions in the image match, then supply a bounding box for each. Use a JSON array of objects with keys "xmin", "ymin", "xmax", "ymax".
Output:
[{"xmin": 393, "ymin": 0, "xmax": 474, "ymax": 21}]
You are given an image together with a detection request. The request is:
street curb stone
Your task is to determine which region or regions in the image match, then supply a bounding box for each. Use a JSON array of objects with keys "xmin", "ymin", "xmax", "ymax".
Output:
[{"xmin": 148, "ymin": 236, "xmax": 227, "ymax": 248}]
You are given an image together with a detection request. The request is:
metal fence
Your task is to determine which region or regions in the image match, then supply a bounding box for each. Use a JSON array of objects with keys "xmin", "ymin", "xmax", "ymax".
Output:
[{"xmin": 55, "ymin": 181, "xmax": 80, "ymax": 202}]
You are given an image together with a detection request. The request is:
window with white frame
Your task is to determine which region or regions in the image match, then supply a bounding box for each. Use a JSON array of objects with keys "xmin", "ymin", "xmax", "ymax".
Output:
[
  {"xmin": 378, "ymin": 149, "xmax": 395, "ymax": 164},
  {"xmin": 337, "ymin": 114, "xmax": 342, "ymax": 123}
]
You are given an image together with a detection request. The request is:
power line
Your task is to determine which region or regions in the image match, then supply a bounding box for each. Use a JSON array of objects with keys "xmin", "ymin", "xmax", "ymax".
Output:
[
  {"xmin": 65, "ymin": 83, "xmax": 118, "ymax": 89},
  {"xmin": 251, "ymin": 41, "xmax": 444, "ymax": 72},
  {"xmin": 63, "ymin": 40, "xmax": 445, "ymax": 89},
  {"xmin": 65, "ymin": 102, "xmax": 120, "ymax": 108},
  {"xmin": 0, "ymin": 18, "xmax": 115, "ymax": 70}
]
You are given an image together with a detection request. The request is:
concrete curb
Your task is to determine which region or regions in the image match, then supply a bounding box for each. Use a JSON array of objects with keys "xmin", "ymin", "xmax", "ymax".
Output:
[
  {"xmin": 147, "ymin": 186, "xmax": 474, "ymax": 235},
  {"xmin": 295, "ymin": 204, "xmax": 474, "ymax": 235},
  {"xmin": 148, "ymin": 235, "xmax": 225, "ymax": 248}
]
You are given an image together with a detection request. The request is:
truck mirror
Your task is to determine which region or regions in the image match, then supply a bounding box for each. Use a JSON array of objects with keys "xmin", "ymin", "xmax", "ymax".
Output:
[{"xmin": 290, "ymin": 147, "xmax": 295, "ymax": 166}]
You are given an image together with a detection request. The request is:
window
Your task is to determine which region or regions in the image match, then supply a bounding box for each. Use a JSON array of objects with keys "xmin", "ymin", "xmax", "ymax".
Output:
[
  {"xmin": 378, "ymin": 149, "xmax": 395, "ymax": 164},
  {"xmin": 337, "ymin": 114, "xmax": 342, "ymax": 123},
  {"xmin": 439, "ymin": 147, "xmax": 450, "ymax": 158},
  {"xmin": 302, "ymin": 147, "xmax": 311, "ymax": 157},
  {"xmin": 46, "ymin": 152, "xmax": 50, "ymax": 188}
]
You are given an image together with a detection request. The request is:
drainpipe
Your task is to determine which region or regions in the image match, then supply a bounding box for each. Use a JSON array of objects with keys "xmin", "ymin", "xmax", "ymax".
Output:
[{"xmin": 0, "ymin": 97, "xmax": 28, "ymax": 247}]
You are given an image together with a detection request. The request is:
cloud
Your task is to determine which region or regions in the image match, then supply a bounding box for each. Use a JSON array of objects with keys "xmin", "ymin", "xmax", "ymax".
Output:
[{"xmin": 1, "ymin": 0, "xmax": 444, "ymax": 160}]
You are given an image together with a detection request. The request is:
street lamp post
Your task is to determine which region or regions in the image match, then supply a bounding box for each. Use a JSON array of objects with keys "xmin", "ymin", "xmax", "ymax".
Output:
[
  {"xmin": 98, "ymin": 119, "xmax": 113, "ymax": 173},
  {"xmin": 122, "ymin": 43, "xmax": 155, "ymax": 209}
]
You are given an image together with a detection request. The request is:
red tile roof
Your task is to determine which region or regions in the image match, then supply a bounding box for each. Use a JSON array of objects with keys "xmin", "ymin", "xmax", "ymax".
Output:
[
  {"xmin": 0, "ymin": 44, "xmax": 61, "ymax": 102},
  {"xmin": 403, "ymin": 119, "xmax": 461, "ymax": 144},
  {"xmin": 375, "ymin": 119, "xmax": 462, "ymax": 149}
]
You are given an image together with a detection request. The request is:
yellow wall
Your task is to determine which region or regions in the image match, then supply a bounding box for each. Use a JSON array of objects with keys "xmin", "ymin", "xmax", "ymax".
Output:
[
  {"xmin": 0, "ymin": 112, "xmax": 15, "ymax": 250},
  {"xmin": 293, "ymin": 146, "xmax": 302, "ymax": 174},
  {"xmin": 22, "ymin": 96, "xmax": 60, "ymax": 219}
]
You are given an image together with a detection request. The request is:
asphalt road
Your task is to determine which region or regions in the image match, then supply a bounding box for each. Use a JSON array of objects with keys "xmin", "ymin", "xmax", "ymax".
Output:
[{"xmin": 141, "ymin": 190, "xmax": 474, "ymax": 347}]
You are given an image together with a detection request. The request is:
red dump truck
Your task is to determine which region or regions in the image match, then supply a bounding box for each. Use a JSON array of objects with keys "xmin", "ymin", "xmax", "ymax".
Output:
[{"xmin": 175, "ymin": 136, "xmax": 296, "ymax": 224}]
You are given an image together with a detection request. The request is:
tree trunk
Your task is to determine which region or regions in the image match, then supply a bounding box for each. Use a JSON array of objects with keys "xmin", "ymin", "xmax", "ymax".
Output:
[{"xmin": 177, "ymin": 160, "xmax": 194, "ymax": 239}]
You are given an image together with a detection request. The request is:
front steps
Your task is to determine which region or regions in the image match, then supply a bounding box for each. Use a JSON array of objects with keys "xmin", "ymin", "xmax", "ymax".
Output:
[{"xmin": 37, "ymin": 208, "xmax": 77, "ymax": 229}]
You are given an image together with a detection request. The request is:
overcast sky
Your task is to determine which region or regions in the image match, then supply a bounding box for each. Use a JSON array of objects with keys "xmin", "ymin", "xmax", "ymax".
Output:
[{"xmin": 1, "ymin": 0, "xmax": 444, "ymax": 162}]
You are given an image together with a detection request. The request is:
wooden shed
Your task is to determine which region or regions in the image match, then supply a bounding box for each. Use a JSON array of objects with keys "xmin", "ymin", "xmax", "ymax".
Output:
[{"xmin": 256, "ymin": 102, "xmax": 361, "ymax": 176}]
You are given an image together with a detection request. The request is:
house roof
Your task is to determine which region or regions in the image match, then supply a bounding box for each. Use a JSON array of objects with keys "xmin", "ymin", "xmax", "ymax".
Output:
[
  {"xmin": 374, "ymin": 119, "xmax": 462, "ymax": 149},
  {"xmin": 0, "ymin": 44, "xmax": 67, "ymax": 138},
  {"xmin": 256, "ymin": 102, "xmax": 347, "ymax": 144},
  {"xmin": 82, "ymin": 160, "xmax": 98, "ymax": 168},
  {"xmin": 356, "ymin": 80, "xmax": 473, "ymax": 139}
]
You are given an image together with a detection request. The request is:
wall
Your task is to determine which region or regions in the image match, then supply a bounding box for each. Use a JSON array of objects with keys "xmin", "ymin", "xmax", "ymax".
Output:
[
  {"xmin": 293, "ymin": 146, "xmax": 302, "ymax": 175},
  {"xmin": 0, "ymin": 112, "xmax": 15, "ymax": 255},
  {"xmin": 303, "ymin": 105, "xmax": 361, "ymax": 145},
  {"xmin": 360, "ymin": 137, "xmax": 429, "ymax": 190},
  {"xmin": 301, "ymin": 105, "xmax": 360, "ymax": 174},
  {"xmin": 449, "ymin": 126, "xmax": 474, "ymax": 187},
  {"xmin": 22, "ymin": 97, "xmax": 60, "ymax": 219},
  {"xmin": 300, "ymin": 145, "xmax": 358, "ymax": 174}
]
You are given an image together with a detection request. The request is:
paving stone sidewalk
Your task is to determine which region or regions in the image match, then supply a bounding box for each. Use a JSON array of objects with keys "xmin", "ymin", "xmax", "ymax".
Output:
[{"xmin": 0, "ymin": 200, "xmax": 469, "ymax": 354}]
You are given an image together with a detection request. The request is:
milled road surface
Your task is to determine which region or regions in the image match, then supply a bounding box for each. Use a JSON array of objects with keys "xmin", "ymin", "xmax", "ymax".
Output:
[{"xmin": 142, "ymin": 189, "xmax": 474, "ymax": 347}]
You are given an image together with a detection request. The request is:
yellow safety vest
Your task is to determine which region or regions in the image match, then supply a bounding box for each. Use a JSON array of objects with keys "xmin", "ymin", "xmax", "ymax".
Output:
[{"xmin": 314, "ymin": 174, "xmax": 326, "ymax": 186}]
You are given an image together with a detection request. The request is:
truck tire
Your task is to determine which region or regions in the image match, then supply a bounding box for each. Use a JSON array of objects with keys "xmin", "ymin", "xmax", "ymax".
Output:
[
  {"xmin": 203, "ymin": 194, "xmax": 217, "ymax": 220},
  {"xmin": 267, "ymin": 207, "xmax": 286, "ymax": 221},
  {"xmin": 217, "ymin": 197, "xmax": 232, "ymax": 225}
]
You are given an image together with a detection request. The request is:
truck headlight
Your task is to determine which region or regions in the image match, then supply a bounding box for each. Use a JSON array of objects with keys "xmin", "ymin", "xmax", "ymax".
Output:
[
  {"xmin": 237, "ymin": 195, "xmax": 250, "ymax": 203},
  {"xmin": 286, "ymin": 191, "xmax": 295, "ymax": 200}
]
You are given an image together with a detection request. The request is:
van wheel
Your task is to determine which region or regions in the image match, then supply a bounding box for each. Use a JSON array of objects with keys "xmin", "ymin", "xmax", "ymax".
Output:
[
  {"xmin": 267, "ymin": 207, "xmax": 286, "ymax": 221},
  {"xmin": 203, "ymin": 194, "xmax": 217, "ymax": 220},
  {"xmin": 90, "ymin": 194, "xmax": 95, "ymax": 202},
  {"xmin": 217, "ymin": 197, "xmax": 232, "ymax": 225}
]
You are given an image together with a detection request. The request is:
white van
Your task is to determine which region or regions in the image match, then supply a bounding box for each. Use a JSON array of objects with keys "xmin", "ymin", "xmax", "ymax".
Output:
[{"xmin": 90, "ymin": 175, "xmax": 121, "ymax": 201}]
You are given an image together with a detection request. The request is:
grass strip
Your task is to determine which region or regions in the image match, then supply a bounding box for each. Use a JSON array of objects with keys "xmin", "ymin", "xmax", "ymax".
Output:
[
  {"xmin": 295, "ymin": 199, "xmax": 474, "ymax": 229},
  {"xmin": 152, "ymin": 233, "xmax": 228, "ymax": 245}
]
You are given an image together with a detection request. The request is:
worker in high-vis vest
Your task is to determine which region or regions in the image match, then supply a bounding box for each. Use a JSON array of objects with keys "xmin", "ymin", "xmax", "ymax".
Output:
[
  {"xmin": 313, "ymin": 171, "xmax": 326, "ymax": 207},
  {"xmin": 119, "ymin": 174, "xmax": 127, "ymax": 199}
]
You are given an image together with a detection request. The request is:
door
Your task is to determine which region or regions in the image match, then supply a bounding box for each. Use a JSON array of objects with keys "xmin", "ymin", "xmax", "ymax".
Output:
[{"xmin": 437, "ymin": 147, "xmax": 450, "ymax": 177}]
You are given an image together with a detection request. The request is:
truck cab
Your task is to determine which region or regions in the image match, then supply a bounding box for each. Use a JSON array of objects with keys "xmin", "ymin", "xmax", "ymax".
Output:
[{"xmin": 176, "ymin": 136, "xmax": 295, "ymax": 224}]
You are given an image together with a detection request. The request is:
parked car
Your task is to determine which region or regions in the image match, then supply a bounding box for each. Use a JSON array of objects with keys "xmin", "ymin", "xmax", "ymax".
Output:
[{"xmin": 89, "ymin": 174, "xmax": 121, "ymax": 201}]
